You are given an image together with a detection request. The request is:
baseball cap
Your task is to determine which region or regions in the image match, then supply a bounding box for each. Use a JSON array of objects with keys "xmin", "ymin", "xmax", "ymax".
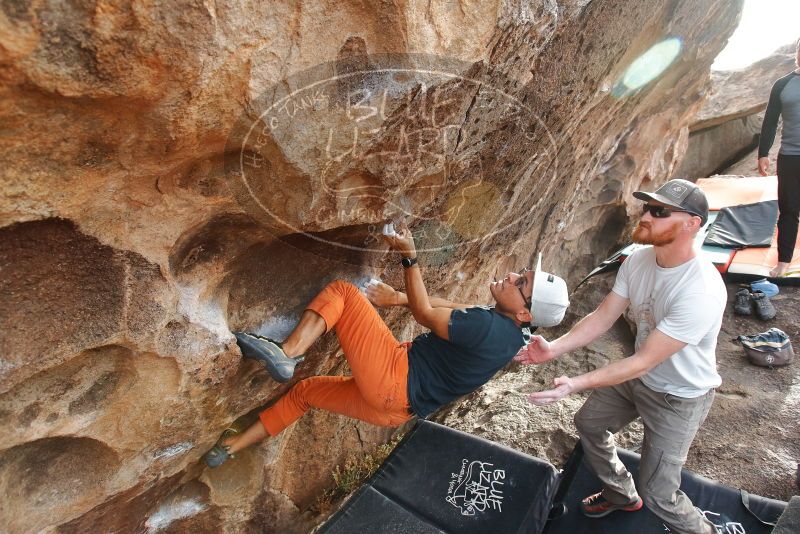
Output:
[
  {"xmin": 530, "ymin": 253, "xmax": 570, "ymax": 327},
  {"xmin": 632, "ymin": 178, "xmax": 709, "ymax": 225}
]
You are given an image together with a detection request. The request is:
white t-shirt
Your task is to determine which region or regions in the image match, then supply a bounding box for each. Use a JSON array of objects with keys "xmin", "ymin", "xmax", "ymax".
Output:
[{"xmin": 612, "ymin": 246, "xmax": 725, "ymax": 397}]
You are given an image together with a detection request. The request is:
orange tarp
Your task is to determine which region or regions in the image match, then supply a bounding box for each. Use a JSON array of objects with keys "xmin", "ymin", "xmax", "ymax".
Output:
[
  {"xmin": 696, "ymin": 176, "xmax": 777, "ymax": 210},
  {"xmin": 726, "ymin": 231, "xmax": 800, "ymax": 277},
  {"xmin": 697, "ymin": 176, "xmax": 800, "ymax": 276}
]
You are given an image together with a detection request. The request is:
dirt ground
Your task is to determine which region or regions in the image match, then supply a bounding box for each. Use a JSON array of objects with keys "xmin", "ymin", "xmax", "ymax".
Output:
[{"xmin": 436, "ymin": 276, "xmax": 800, "ymax": 501}]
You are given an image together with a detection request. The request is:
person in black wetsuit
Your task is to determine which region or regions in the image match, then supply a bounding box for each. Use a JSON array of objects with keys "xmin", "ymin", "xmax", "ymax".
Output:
[{"xmin": 758, "ymin": 37, "xmax": 800, "ymax": 277}]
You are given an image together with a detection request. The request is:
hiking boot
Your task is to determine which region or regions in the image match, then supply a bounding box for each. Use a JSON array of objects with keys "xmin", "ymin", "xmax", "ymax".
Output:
[
  {"xmin": 751, "ymin": 291, "xmax": 776, "ymax": 320},
  {"xmin": 580, "ymin": 492, "xmax": 643, "ymax": 518},
  {"xmin": 233, "ymin": 332, "xmax": 305, "ymax": 383},
  {"xmin": 733, "ymin": 288, "xmax": 752, "ymax": 316}
]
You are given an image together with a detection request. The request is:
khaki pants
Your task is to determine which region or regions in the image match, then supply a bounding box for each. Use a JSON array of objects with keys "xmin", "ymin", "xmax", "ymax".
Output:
[{"xmin": 574, "ymin": 378, "xmax": 716, "ymax": 534}]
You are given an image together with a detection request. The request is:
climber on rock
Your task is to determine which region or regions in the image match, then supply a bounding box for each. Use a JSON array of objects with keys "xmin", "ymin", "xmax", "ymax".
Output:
[{"xmin": 203, "ymin": 224, "xmax": 570, "ymax": 468}]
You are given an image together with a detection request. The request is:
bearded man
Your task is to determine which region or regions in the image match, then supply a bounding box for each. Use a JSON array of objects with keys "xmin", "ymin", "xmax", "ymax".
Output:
[{"xmin": 515, "ymin": 179, "xmax": 726, "ymax": 534}]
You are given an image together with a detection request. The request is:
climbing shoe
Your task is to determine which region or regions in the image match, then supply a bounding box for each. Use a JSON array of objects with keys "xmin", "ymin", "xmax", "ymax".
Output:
[
  {"xmin": 751, "ymin": 291, "xmax": 776, "ymax": 321},
  {"xmin": 733, "ymin": 288, "xmax": 752, "ymax": 316},
  {"xmin": 233, "ymin": 332, "xmax": 305, "ymax": 383},
  {"xmin": 203, "ymin": 428, "xmax": 238, "ymax": 468},
  {"xmin": 580, "ymin": 492, "xmax": 643, "ymax": 518}
]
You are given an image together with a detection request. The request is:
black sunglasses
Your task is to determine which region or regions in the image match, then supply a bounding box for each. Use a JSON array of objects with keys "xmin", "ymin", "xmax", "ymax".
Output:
[
  {"xmin": 642, "ymin": 204, "xmax": 692, "ymax": 218},
  {"xmin": 514, "ymin": 267, "xmax": 533, "ymax": 306}
]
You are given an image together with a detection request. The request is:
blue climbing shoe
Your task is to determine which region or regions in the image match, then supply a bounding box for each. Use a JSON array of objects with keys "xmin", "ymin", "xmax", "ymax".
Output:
[
  {"xmin": 203, "ymin": 428, "xmax": 238, "ymax": 468},
  {"xmin": 204, "ymin": 443, "xmax": 233, "ymax": 468},
  {"xmin": 233, "ymin": 332, "xmax": 305, "ymax": 383}
]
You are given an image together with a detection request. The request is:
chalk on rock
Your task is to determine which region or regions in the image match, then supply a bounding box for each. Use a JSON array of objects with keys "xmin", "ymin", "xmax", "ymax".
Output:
[{"xmin": 382, "ymin": 223, "xmax": 396, "ymax": 237}]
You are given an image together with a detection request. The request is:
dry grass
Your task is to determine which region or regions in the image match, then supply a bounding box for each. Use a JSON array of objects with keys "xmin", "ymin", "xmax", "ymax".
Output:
[{"xmin": 314, "ymin": 435, "xmax": 403, "ymax": 514}]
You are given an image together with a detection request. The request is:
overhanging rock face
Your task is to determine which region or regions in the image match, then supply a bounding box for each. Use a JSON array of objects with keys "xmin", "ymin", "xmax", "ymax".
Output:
[{"xmin": 0, "ymin": 1, "xmax": 741, "ymax": 532}]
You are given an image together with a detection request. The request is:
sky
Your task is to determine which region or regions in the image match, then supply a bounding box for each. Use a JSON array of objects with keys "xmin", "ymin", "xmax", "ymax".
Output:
[{"xmin": 712, "ymin": 0, "xmax": 800, "ymax": 71}]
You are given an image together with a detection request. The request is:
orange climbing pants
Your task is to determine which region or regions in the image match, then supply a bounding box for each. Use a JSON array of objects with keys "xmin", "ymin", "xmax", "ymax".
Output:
[{"xmin": 259, "ymin": 280, "xmax": 414, "ymax": 436}]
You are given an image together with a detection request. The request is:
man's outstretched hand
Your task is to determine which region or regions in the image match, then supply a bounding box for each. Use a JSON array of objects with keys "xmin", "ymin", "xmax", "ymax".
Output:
[
  {"xmin": 366, "ymin": 281, "xmax": 403, "ymax": 308},
  {"xmin": 513, "ymin": 335, "xmax": 556, "ymax": 364},
  {"xmin": 528, "ymin": 376, "xmax": 577, "ymax": 405}
]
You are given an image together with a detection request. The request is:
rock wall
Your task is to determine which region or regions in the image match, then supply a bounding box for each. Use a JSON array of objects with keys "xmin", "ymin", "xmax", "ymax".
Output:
[
  {"xmin": 678, "ymin": 112, "xmax": 764, "ymax": 180},
  {"xmin": 677, "ymin": 44, "xmax": 796, "ymax": 179},
  {"xmin": 0, "ymin": 1, "xmax": 742, "ymax": 532}
]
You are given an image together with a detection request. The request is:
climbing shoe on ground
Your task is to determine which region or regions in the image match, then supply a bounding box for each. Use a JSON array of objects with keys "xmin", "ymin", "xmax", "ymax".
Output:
[
  {"xmin": 580, "ymin": 492, "xmax": 643, "ymax": 518},
  {"xmin": 233, "ymin": 332, "xmax": 305, "ymax": 383},
  {"xmin": 733, "ymin": 288, "xmax": 752, "ymax": 316},
  {"xmin": 203, "ymin": 428, "xmax": 238, "ymax": 468},
  {"xmin": 751, "ymin": 291, "xmax": 776, "ymax": 321}
]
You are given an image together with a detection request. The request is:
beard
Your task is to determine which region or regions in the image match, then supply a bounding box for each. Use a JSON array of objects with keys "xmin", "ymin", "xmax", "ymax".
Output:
[{"xmin": 632, "ymin": 220, "xmax": 681, "ymax": 246}]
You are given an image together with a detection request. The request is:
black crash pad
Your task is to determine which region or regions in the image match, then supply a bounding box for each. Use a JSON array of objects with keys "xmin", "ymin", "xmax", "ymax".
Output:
[
  {"xmin": 703, "ymin": 200, "xmax": 779, "ymax": 249},
  {"xmin": 319, "ymin": 420, "xmax": 560, "ymax": 534},
  {"xmin": 773, "ymin": 496, "xmax": 800, "ymax": 534},
  {"xmin": 545, "ymin": 445, "xmax": 787, "ymax": 534}
]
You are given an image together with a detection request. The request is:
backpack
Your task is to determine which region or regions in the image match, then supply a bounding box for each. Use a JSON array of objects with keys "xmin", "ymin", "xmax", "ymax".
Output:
[{"xmin": 736, "ymin": 328, "xmax": 794, "ymax": 368}]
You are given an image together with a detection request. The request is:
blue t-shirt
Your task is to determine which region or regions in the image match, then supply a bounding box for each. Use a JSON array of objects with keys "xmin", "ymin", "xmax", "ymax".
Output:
[{"xmin": 406, "ymin": 306, "xmax": 525, "ymax": 418}]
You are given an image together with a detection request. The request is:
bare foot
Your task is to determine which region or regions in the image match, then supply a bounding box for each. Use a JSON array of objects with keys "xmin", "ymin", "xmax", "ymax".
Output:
[{"xmin": 769, "ymin": 262, "xmax": 789, "ymax": 278}]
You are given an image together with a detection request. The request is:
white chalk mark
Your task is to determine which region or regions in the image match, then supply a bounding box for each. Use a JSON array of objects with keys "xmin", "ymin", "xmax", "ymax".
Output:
[
  {"xmin": 145, "ymin": 498, "xmax": 206, "ymax": 533},
  {"xmin": 152, "ymin": 441, "xmax": 194, "ymax": 460}
]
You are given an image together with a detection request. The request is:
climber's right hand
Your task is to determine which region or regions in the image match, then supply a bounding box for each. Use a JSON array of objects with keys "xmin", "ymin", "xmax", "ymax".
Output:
[{"xmin": 383, "ymin": 224, "xmax": 417, "ymax": 259}]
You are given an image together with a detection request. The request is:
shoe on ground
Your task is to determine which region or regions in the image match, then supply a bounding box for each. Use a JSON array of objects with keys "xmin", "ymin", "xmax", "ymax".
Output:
[
  {"xmin": 750, "ymin": 278, "xmax": 779, "ymax": 298},
  {"xmin": 233, "ymin": 332, "xmax": 305, "ymax": 383},
  {"xmin": 751, "ymin": 291, "xmax": 776, "ymax": 320},
  {"xmin": 580, "ymin": 492, "xmax": 643, "ymax": 518},
  {"xmin": 203, "ymin": 428, "xmax": 238, "ymax": 468},
  {"xmin": 733, "ymin": 288, "xmax": 752, "ymax": 316}
]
